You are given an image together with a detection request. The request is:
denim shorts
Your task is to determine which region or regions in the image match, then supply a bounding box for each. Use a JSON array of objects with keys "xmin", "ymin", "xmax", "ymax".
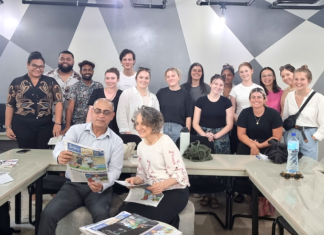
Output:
[{"xmin": 163, "ymin": 122, "xmax": 183, "ymax": 143}]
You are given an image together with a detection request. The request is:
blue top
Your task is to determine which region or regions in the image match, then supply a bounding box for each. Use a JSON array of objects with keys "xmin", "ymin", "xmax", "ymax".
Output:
[{"xmin": 53, "ymin": 122, "xmax": 124, "ymax": 192}]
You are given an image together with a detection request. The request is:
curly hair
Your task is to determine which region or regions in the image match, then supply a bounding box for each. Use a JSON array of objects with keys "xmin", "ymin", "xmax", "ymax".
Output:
[{"xmin": 132, "ymin": 106, "xmax": 164, "ymax": 133}]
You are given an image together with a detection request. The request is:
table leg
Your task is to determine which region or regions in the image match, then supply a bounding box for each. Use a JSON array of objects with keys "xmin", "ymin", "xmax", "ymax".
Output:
[
  {"xmin": 15, "ymin": 192, "xmax": 21, "ymax": 224},
  {"xmin": 35, "ymin": 174, "xmax": 44, "ymax": 235},
  {"xmin": 252, "ymin": 182, "xmax": 259, "ymax": 235},
  {"xmin": 0, "ymin": 202, "xmax": 11, "ymax": 235}
]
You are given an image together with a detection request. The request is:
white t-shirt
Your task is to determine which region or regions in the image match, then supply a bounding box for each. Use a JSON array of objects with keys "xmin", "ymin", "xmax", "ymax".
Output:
[
  {"xmin": 117, "ymin": 72, "xmax": 137, "ymax": 91},
  {"xmin": 229, "ymin": 83, "xmax": 263, "ymax": 117}
]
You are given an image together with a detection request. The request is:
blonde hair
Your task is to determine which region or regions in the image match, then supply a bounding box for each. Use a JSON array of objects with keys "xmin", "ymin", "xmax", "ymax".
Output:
[
  {"xmin": 164, "ymin": 67, "xmax": 182, "ymax": 78},
  {"xmin": 238, "ymin": 62, "xmax": 252, "ymax": 71},
  {"xmin": 295, "ymin": 65, "xmax": 312, "ymax": 82}
]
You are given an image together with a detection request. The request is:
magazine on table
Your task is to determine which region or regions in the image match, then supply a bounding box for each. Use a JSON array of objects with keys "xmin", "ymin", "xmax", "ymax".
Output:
[
  {"xmin": 0, "ymin": 159, "xmax": 18, "ymax": 168},
  {"xmin": 65, "ymin": 141, "xmax": 108, "ymax": 183},
  {"xmin": 115, "ymin": 180, "xmax": 151, "ymax": 189},
  {"xmin": 79, "ymin": 211, "xmax": 182, "ymax": 235},
  {"xmin": 125, "ymin": 188, "xmax": 164, "ymax": 207}
]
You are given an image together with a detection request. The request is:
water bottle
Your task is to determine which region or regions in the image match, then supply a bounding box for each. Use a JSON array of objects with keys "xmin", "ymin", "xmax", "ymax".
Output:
[
  {"xmin": 286, "ymin": 133, "xmax": 299, "ymax": 173},
  {"xmin": 180, "ymin": 127, "xmax": 190, "ymax": 156}
]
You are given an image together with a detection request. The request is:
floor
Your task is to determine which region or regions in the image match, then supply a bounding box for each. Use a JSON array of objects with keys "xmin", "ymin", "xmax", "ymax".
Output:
[{"xmin": 9, "ymin": 190, "xmax": 281, "ymax": 235}]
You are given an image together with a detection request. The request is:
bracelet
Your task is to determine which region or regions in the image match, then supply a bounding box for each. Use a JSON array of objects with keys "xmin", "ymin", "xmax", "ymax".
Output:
[
  {"xmin": 5, "ymin": 126, "xmax": 11, "ymax": 129},
  {"xmin": 54, "ymin": 123, "xmax": 61, "ymax": 125}
]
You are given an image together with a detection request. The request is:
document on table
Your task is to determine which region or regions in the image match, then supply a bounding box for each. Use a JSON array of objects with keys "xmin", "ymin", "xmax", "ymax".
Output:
[
  {"xmin": 48, "ymin": 135, "xmax": 63, "ymax": 145},
  {"xmin": 0, "ymin": 172, "xmax": 13, "ymax": 185}
]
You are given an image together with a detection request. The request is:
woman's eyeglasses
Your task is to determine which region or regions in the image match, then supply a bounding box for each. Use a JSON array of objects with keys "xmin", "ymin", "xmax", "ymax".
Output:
[{"xmin": 280, "ymin": 171, "xmax": 304, "ymax": 180}]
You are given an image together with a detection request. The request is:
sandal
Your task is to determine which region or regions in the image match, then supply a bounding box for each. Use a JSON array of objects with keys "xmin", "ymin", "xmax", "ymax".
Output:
[
  {"xmin": 210, "ymin": 196, "xmax": 220, "ymax": 209},
  {"xmin": 234, "ymin": 193, "xmax": 245, "ymax": 203},
  {"xmin": 200, "ymin": 194, "xmax": 211, "ymax": 206}
]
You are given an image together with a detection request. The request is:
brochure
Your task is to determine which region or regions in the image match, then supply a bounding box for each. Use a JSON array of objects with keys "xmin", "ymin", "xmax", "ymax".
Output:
[
  {"xmin": 125, "ymin": 188, "xmax": 164, "ymax": 207},
  {"xmin": 65, "ymin": 141, "xmax": 108, "ymax": 183},
  {"xmin": 48, "ymin": 135, "xmax": 63, "ymax": 145},
  {"xmin": 115, "ymin": 180, "xmax": 151, "ymax": 189},
  {"xmin": 0, "ymin": 159, "xmax": 18, "ymax": 168}
]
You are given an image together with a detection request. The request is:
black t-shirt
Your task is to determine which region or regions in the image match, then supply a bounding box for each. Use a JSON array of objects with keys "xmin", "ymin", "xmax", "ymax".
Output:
[
  {"xmin": 87, "ymin": 88, "xmax": 122, "ymax": 135},
  {"xmin": 236, "ymin": 107, "xmax": 283, "ymax": 142},
  {"xmin": 195, "ymin": 95, "xmax": 232, "ymax": 128},
  {"xmin": 156, "ymin": 87, "xmax": 193, "ymax": 127}
]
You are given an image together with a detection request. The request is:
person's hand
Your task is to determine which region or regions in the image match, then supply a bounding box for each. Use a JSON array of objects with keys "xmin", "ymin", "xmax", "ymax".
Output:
[
  {"xmin": 88, "ymin": 182, "xmax": 103, "ymax": 193},
  {"xmin": 57, "ymin": 151, "xmax": 73, "ymax": 164},
  {"xmin": 53, "ymin": 124, "xmax": 61, "ymax": 137},
  {"xmin": 6, "ymin": 128, "xmax": 16, "ymax": 140},
  {"xmin": 250, "ymin": 139, "xmax": 262, "ymax": 149},
  {"xmin": 250, "ymin": 144, "xmax": 260, "ymax": 155},
  {"xmin": 147, "ymin": 182, "xmax": 165, "ymax": 195},
  {"xmin": 61, "ymin": 126, "xmax": 70, "ymax": 135},
  {"xmin": 205, "ymin": 132, "xmax": 214, "ymax": 142},
  {"xmin": 125, "ymin": 177, "xmax": 143, "ymax": 186},
  {"xmin": 213, "ymin": 133, "xmax": 220, "ymax": 140},
  {"xmin": 312, "ymin": 136, "xmax": 317, "ymax": 141}
]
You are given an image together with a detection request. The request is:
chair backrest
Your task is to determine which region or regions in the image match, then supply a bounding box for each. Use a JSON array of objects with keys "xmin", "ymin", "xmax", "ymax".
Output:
[
  {"xmin": 175, "ymin": 134, "xmax": 215, "ymax": 154},
  {"xmin": 119, "ymin": 134, "xmax": 142, "ymax": 150},
  {"xmin": 0, "ymin": 103, "xmax": 5, "ymax": 126}
]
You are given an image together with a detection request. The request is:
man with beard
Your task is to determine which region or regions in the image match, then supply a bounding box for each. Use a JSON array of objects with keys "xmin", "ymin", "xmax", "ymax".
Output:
[
  {"xmin": 63, "ymin": 60, "xmax": 103, "ymax": 134},
  {"xmin": 44, "ymin": 51, "xmax": 81, "ymax": 129}
]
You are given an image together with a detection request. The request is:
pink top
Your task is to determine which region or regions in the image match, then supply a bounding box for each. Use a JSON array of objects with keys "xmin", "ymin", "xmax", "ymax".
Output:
[{"xmin": 266, "ymin": 89, "xmax": 283, "ymax": 113}]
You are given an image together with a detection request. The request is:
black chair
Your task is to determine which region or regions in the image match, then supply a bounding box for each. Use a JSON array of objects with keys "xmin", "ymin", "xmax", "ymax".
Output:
[
  {"xmin": 272, "ymin": 216, "xmax": 298, "ymax": 235},
  {"xmin": 28, "ymin": 174, "xmax": 66, "ymax": 225},
  {"xmin": 0, "ymin": 103, "xmax": 6, "ymax": 132},
  {"xmin": 176, "ymin": 135, "xmax": 229, "ymax": 229},
  {"xmin": 118, "ymin": 134, "xmax": 142, "ymax": 150}
]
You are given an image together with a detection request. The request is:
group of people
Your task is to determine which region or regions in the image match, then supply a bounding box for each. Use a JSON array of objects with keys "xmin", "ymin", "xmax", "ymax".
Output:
[{"xmin": 4, "ymin": 48, "xmax": 324, "ymax": 234}]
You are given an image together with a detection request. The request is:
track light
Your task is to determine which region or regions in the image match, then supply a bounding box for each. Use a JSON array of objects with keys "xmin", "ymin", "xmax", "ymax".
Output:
[{"xmin": 220, "ymin": 5, "xmax": 226, "ymax": 23}]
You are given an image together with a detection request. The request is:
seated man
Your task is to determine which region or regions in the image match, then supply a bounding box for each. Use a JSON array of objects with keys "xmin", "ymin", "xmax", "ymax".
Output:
[{"xmin": 39, "ymin": 98, "xmax": 124, "ymax": 235}]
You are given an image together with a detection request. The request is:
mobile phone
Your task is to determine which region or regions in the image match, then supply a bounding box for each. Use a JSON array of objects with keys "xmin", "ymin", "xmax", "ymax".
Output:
[{"xmin": 16, "ymin": 149, "xmax": 31, "ymax": 154}]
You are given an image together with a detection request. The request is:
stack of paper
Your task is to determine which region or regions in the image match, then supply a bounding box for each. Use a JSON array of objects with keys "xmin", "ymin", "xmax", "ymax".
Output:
[
  {"xmin": 0, "ymin": 172, "xmax": 14, "ymax": 185},
  {"xmin": 0, "ymin": 159, "xmax": 18, "ymax": 168}
]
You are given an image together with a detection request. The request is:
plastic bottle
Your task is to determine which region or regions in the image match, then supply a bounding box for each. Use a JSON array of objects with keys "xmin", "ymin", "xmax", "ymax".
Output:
[
  {"xmin": 180, "ymin": 127, "xmax": 190, "ymax": 156},
  {"xmin": 286, "ymin": 133, "xmax": 299, "ymax": 173}
]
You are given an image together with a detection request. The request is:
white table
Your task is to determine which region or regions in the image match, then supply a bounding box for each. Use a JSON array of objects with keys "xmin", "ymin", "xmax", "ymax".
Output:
[{"xmin": 0, "ymin": 132, "xmax": 11, "ymax": 141}]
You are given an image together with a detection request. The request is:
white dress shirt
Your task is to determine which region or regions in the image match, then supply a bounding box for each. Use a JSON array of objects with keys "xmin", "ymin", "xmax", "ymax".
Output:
[
  {"xmin": 53, "ymin": 123, "xmax": 124, "ymax": 192},
  {"xmin": 116, "ymin": 87, "xmax": 160, "ymax": 135},
  {"xmin": 282, "ymin": 90, "xmax": 324, "ymax": 141}
]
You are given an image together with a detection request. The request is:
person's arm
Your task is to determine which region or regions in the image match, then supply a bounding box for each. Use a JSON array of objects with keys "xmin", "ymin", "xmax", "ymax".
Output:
[
  {"xmin": 53, "ymin": 125, "xmax": 79, "ymax": 162},
  {"xmin": 311, "ymin": 98, "xmax": 324, "ymax": 141},
  {"xmin": 5, "ymin": 106, "xmax": 16, "ymax": 140},
  {"xmin": 214, "ymin": 106, "xmax": 234, "ymax": 139},
  {"xmin": 282, "ymin": 94, "xmax": 290, "ymax": 121},
  {"xmin": 185, "ymin": 117, "xmax": 191, "ymax": 132},
  {"xmin": 62, "ymin": 99, "xmax": 75, "ymax": 134},
  {"xmin": 53, "ymin": 102, "xmax": 63, "ymax": 137},
  {"xmin": 230, "ymin": 95, "xmax": 238, "ymax": 122},
  {"xmin": 237, "ymin": 126, "xmax": 259, "ymax": 155},
  {"xmin": 252, "ymin": 127, "xmax": 283, "ymax": 149},
  {"xmin": 86, "ymin": 105, "xmax": 93, "ymax": 123},
  {"xmin": 116, "ymin": 92, "xmax": 131, "ymax": 133},
  {"xmin": 192, "ymin": 106, "xmax": 213, "ymax": 141}
]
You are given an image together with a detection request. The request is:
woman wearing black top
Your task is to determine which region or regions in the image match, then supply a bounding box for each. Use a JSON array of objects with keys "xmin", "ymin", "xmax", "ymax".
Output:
[
  {"xmin": 237, "ymin": 88, "xmax": 283, "ymax": 155},
  {"xmin": 156, "ymin": 68, "xmax": 193, "ymax": 142},
  {"xmin": 5, "ymin": 51, "xmax": 63, "ymax": 149},
  {"xmin": 86, "ymin": 67, "xmax": 122, "ymax": 135}
]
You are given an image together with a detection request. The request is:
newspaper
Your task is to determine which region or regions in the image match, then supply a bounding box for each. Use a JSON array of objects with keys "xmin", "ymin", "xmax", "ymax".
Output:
[
  {"xmin": 125, "ymin": 188, "xmax": 164, "ymax": 207},
  {"xmin": 115, "ymin": 180, "xmax": 151, "ymax": 189},
  {"xmin": 65, "ymin": 141, "xmax": 108, "ymax": 183}
]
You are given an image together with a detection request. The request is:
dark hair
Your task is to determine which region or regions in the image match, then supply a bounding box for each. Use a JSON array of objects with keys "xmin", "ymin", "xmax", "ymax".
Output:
[
  {"xmin": 210, "ymin": 74, "xmax": 225, "ymax": 84},
  {"xmin": 221, "ymin": 63, "xmax": 235, "ymax": 76},
  {"xmin": 249, "ymin": 87, "xmax": 267, "ymax": 100},
  {"xmin": 136, "ymin": 67, "xmax": 151, "ymax": 80},
  {"xmin": 78, "ymin": 60, "xmax": 95, "ymax": 70},
  {"xmin": 59, "ymin": 50, "xmax": 74, "ymax": 59},
  {"xmin": 279, "ymin": 64, "xmax": 295, "ymax": 74},
  {"xmin": 259, "ymin": 67, "xmax": 281, "ymax": 95},
  {"xmin": 238, "ymin": 62, "xmax": 252, "ymax": 71},
  {"xmin": 105, "ymin": 67, "xmax": 120, "ymax": 79},
  {"xmin": 295, "ymin": 65, "xmax": 312, "ymax": 82},
  {"xmin": 27, "ymin": 51, "xmax": 45, "ymax": 64},
  {"xmin": 183, "ymin": 62, "xmax": 207, "ymax": 94},
  {"xmin": 119, "ymin": 49, "xmax": 136, "ymax": 61},
  {"xmin": 132, "ymin": 106, "xmax": 164, "ymax": 133}
]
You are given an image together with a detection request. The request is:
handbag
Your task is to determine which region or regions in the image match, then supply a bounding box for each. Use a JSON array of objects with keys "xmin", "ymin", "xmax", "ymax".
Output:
[
  {"xmin": 283, "ymin": 91, "xmax": 316, "ymax": 131},
  {"xmin": 182, "ymin": 140, "xmax": 213, "ymax": 162}
]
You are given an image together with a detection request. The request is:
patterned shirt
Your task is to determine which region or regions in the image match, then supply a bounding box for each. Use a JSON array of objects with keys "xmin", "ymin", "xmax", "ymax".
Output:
[
  {"xmin": 67, "ymin": 80, "xmax": 103, "ymax": 124},
  {"xmin": 6, "ymin": 74, "xmax": 62, "ymax": 118},
  {"xmin": 44, "ymin": 69, "xmax": 81, "ymax": 123}
]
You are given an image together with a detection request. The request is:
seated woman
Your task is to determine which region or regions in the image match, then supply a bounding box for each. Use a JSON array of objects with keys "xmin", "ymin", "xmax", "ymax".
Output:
[
  {"xmin": 237, "ymin": 88, "xmax": 283, "ymax": 155},
  {"xmin": 122, "ymin": 106, "xmax": 190, "ymax": 228}
]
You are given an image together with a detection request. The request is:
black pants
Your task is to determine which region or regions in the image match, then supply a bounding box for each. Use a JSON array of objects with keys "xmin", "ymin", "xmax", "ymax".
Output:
[
  {"xmin": 12, "ymin": 116, "xmax": 53, "ymax": 149},
  {"xmin": 38, "ymin": 182, "xmax": 113, "ymax": 235},
  {"xmin": 230, "ymin": 124, "xmax": 239, "ymax": 154},
  {"xmin": 121, "ymin": 187, "xmax": 189, "ymax": 229}
]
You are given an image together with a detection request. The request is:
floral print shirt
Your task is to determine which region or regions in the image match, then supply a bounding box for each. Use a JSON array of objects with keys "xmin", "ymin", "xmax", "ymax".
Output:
[
  {"xmin": 67, "ymin": 80, "xmax": 103, "ymax": 124},
  {"xmin": 136, "ymin": 134, "xmax": 190, "ymax": 191},
  {"xmin": 6, "ymin": 74, "xmax": 62, "ymax": 118}
]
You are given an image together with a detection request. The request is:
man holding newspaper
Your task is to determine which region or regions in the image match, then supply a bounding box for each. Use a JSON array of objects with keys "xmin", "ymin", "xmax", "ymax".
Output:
[{"xmin": 39, "ymin": 98, "xmax": 124, "ymax": 235}]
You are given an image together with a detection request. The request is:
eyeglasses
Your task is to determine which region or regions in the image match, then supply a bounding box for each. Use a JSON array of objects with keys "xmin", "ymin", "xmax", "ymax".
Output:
[
  {"xmin": 138, "ymin": 67, "xmax": 151, "ymax": 72},
  {"xmin": 31, "ymin": 64, "xmax": 45, "ymax": 70},
  {"xmin": 93, "ymin": 108, "xmax": 113, "ymax": 116},
  {"xmin": 280, "ymin": 171, "xmax": 304, "ymax": 180}
]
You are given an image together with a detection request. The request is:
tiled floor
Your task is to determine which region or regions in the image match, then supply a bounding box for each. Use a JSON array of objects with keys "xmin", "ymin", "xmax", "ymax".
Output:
[{"xmin": 9, "ymin": 190, "xmax": 280, "ymax": 235}]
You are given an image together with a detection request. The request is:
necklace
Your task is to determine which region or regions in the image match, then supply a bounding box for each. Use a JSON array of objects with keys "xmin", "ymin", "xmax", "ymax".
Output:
[{"xmin": 254, "ymin": 115, "xmax": 262, "ymax": 125}]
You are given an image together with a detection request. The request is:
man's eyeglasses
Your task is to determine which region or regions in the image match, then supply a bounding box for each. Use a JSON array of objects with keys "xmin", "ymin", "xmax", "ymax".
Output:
[
  {"xmin": 31, "ymin": 64, "xmax": 45, "ymax": 70},
  {"xmin": 93, "ymin": 108, "xmax": 113, "ymax": 116},
  {"xmin": 138, "ymin": 67, "xmax": 151, "ymax": 72},
  {"xmin": 280, "ymin": 171, "xmax": 304, "ymax": 180}
]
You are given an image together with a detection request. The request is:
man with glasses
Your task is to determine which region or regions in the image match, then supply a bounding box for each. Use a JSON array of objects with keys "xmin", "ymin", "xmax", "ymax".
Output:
[
  {"xmin": 44, "ymin": 50, "xmax": 81, "ymax": 130},
  {"xmin": 62, "ymin": 60, "xmax": 103, "ymax": 134},
  {"xmin": 39, "ymin": 98, "xmax": 124, "ymax": 235},
  {"xmin": 118, "ymin": 49, "xmax": 137, "ymax": 90}
]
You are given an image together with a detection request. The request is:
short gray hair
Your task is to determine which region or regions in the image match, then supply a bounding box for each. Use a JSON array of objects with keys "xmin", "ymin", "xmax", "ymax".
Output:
[
  {"xmin": 132, "ymin": 106, "xmax": 164, "ymax": 133},
  {"xmin": 93, "ymin": 98, "xmax": 114, "ymax": 111}
]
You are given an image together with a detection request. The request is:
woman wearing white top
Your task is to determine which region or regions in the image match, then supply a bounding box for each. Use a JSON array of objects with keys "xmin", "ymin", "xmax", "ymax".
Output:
[
  {"xmin": 116, "ymin": 67, "xmax": 160, "ymax": 135},
  {"xmin": 123, "ymin": 106, "xmax": 190, "ymax": 228},
  {"xmin": 279, "ymin": 64, "xmax": 296, "ymax": 116},
  {"xmin": 283, "ymin": 65, "xmax": 324, "ymax": 160}
]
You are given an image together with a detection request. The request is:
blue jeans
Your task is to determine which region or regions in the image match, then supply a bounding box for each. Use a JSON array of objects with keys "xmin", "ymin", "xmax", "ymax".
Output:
[
  {"xmin": 163, "ymin": 122, "xmax": 183, "ymax": 143},
  {"xmin": 284, "ymin": 128, "xmax": 318, "ymax": 160}
]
